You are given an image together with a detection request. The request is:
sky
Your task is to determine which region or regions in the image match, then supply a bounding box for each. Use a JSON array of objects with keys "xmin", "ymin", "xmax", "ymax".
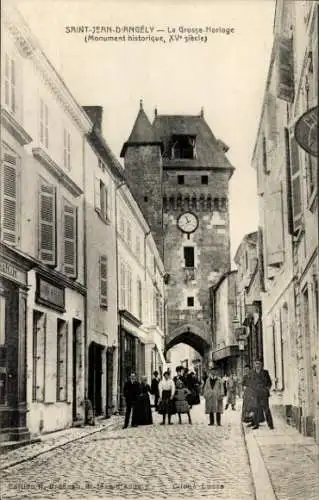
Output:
[{"xmin": 14, "ymin": 0, "xmax": 276, "ymax": 264}]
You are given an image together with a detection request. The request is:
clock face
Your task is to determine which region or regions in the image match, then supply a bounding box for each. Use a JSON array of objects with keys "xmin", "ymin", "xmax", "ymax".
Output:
[{"xmin": 177, "ymin": 212, "xmax": 198, "ymax": 233}]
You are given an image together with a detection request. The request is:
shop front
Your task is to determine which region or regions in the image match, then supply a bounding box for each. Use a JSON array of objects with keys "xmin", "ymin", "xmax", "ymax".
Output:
[
  {"xmin": 118, "ymin": 310, "xmax": 147, "ymax": 412},
  {"xmin": 0, "ymin": 243, "xmax": 34, "ymax": 442},
  {"xmin": 26, "ymin": 269, "xmax": 86, "ymax": 435}
]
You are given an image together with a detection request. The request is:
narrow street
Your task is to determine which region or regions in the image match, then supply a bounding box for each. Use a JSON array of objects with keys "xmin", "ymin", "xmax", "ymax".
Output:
[{"xmin": 1, "ymin": 400, "xmax": 254, "ymax": 499}]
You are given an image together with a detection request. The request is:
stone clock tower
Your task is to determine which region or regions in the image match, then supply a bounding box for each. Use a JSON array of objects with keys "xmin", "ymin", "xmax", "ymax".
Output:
[{"xmin": 121, "ymin": 103, "xmax": 234, "ymax": 364}]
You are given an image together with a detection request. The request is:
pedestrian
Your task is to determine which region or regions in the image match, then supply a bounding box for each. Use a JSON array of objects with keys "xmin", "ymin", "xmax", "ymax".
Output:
[
  {"xmin": 203, "ymin": 366, "xmax": 224, "ymax": 426},
  {"xmin": 122, "ymin": 372, "xmax": 140, "ymax": 429},
  {"xmin": 158, "ymin": 371, "xmax": 176, "ymax": 425},
  {"xmin": 150, "ymin": 371, "xmax": 160, "ymax": 410},
  {"xmin": 175, "ymin": 379, "xmax": 192, "ymax": 424},
  {"xmin": 173, "ymin": 365, "xmax": 184, "ymax": 384},
  {"xmin": 250, "ymin": 359, "xmax": 274, "ymax": 430},
  {"xmin": 135, "ymin": 375, "xmax": 153, "ymax": 426},
  {"xmin": 222, "ymin": 373, "xmax": 229, "ymax": 397},
  {"xmin": 225, "ymin": 373, "xmax": 238, "ymax": 410}
]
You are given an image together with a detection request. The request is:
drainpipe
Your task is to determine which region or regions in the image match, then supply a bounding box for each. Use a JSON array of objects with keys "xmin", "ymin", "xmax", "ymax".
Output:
[
  {"xmin": 82, "ymin": 135, "xmax": 89, "ymax": 412},
  {"xmin": 115, "ymin": 180, "xmax": 126, "ymax": 413}
]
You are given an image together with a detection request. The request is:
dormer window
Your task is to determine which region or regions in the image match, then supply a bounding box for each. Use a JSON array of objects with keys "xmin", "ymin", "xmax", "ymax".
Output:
[{"xmin": 171, "ymin": 135, "xmax": 196, "ymax": 159}]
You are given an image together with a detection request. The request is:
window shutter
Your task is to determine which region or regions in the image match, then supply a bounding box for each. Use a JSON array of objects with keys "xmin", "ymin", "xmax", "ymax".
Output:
[
  {"xmin": 265, "ymin": 188, "xmax": 284, "ymax": 267},
  {"xmin": 4, "ymin": 54, "xmax": 9, "ymax": 107},
  {"xmin": 94, "ymin": 176, "xmax": 101, "ymax": 210},
  {"xmin": 39, "ymin": 181, "xmax": 56, "ymax": 265},
  {"xmin": 63, "ymin": 201, "xmax": 77, "ymax": 278},
  {"xmin": 11, "ymin": 59, "xmax": 16, "ymax": 114},
  {"xmin": 289, "ymin": 131, "xmax": 302, "ymax": 233},
  {"xmin": 99, "ymin": 255, "xmax": 108, "ymax": 308},
  {"xmin": 1, "ymin": 153, "xmax": 17, "ymax": 245},
  {"xmin": 44, "ymin": 103, "xmax": 49, "ymax": 148},
  {"xmin": 284, "ymin": 128, "xmax": 294, "ymax": 235},
  {"xmin": 276, "ymin": 36, "xmax": 294, "ymax": 102},
  {"xmin": 266, "ymin": 92, "xmax": 278, "ymax": 143}
]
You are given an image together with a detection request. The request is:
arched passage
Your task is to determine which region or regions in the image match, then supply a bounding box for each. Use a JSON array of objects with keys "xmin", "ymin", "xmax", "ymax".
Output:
[{"xmin": 164, "ymin": 331, "xmax": 210, "ymax": 358}]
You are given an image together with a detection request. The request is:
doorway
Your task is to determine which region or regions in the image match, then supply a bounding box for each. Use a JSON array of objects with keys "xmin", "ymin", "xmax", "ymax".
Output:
[
  {"xmin": 72, "ymin": 319, "xmax": 82, "ymax": 422},
  {"xmin": 88, "ymin": 342, "xmax": 103, "ymax": 416}
]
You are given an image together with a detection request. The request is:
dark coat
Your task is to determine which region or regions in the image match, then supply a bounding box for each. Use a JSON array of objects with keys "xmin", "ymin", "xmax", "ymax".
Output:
[
  {"xmin": 250, "ymin": 369, "xmax": 272, "ymax": 405},
  {"xmin": 135, "ymin": 383, "xmax": 153, "ymax": 425},
  {"xmin": 150, "ymin": 378, "xmax": 159, "ymax": 397},
  {"xmin": 123, "ymin": 380, "xmax": 140, "ymax": 403}
]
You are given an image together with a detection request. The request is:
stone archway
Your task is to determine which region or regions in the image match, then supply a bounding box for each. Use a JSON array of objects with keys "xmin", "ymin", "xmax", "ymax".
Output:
[{"xmin": 164, "ymin": 323, "xmax": 212, "ymax": 367}]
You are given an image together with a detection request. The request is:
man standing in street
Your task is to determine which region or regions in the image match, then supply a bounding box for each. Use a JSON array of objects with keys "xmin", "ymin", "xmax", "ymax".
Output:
[
  {"xmin": 151, "ymin": 371, "xmax": 160, "ymax": 411},
  {"xmin": 250, "ymin": 359, "xmax": 274, "ymax": 430},
  {"xmin": 122, "ymin": 372, "xmax": 140, "ymax": 429}
]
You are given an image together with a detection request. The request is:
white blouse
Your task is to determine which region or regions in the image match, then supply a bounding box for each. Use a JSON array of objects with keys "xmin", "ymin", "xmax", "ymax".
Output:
[{"xmin": 159, "ymin": 379, "xmax": 175, "ymax": 398}]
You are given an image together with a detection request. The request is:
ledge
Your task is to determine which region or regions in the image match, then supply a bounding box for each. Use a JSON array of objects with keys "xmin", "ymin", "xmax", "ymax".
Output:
[
  {"xmin": 1, "ymin": 107, "xmax": 32, "ymax": 145},
  {"xmin": 119, "ymin": 309, "xmax": 142, "ymax": 328},
  {"xmin": 32, "ymin": 147, "xmax": 83, "ymax": 197}
]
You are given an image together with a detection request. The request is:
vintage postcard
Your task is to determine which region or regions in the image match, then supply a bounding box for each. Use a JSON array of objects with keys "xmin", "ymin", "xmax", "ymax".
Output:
[{"xmin": 1, "ymin": 0, "xmax": 318, "ymax": 499}]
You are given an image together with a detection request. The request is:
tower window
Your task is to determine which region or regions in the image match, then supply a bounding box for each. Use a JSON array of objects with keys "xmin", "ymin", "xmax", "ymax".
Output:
[
  {"xmin": 171, "ymin": 135, "xmax": 196, "ymax": 159},
  {"xmin": 177, "ymin": 175, "xmax": 184, "ymax": 185},
  {"xmin": 144, "ymin": 195, "xmax": 148, "ymax": 202},
  {"xmin": 201, "ymin": 175, "xmax": 208, "ymax": 185},
  {"xmin": 187, "ymin": 297, "xmax": 194, "ymax": 307},
  {"xmin": 184, "ymin": 247, "xmax": 194, "ymax": 267}
]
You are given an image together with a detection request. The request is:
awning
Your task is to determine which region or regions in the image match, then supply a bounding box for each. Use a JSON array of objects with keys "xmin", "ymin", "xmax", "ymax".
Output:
[{"xmin": 212, "ymin": 345, "xmax": 239, "ymax": 361}]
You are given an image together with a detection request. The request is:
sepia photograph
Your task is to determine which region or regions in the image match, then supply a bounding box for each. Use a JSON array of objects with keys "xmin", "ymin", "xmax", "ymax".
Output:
[{"xmin": 0, "ymin": 0, "xmax": 318, "ymax": 498}]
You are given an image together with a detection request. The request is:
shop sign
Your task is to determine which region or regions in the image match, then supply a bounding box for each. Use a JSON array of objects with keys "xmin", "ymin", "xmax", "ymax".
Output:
[
  {"xmin": 36, "ymin": 275, "xmax": 65, "ymax": 312},
  {"xmin": 295, "ymin": 106, "xmax": 318, "ymax": 157},
  {"xmin": 0, "ymin": 259, "xmax": 26, "ymax": 285}
]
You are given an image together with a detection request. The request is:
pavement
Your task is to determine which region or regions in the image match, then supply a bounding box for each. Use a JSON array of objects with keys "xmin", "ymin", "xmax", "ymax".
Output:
[
  {"xmin": 0, "ymin": 399, "xmax": 318, "ymax": 500},
  {"xmin": 242, "ymin": 407, "xmax": 319, "ymax": 500}
]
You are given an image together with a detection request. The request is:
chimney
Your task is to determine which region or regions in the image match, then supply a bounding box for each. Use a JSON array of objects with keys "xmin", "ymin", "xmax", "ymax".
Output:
[
  {"xmin": 200, "ymin": 107, "xmax": 204, "ymax": 118},
  {"xmin": 82, "ymin": 106, "xmax": 103, "ymax": 132},
  {"xmin": 154, "ymin": 107, "xmax": 158, "ymax": 118}
]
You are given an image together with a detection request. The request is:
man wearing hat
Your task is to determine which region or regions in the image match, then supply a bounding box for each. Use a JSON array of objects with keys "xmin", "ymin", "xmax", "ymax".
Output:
[
  {"xmin": 203, "ymin": 366, "xmax": 224, "ymax": 426},
  {"xmin": 250, "ymin": 359, "xmax": 274, "ymax": 430}
]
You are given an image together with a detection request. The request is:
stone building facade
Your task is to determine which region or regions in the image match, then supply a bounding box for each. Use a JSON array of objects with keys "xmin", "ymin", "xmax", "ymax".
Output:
[
  {"xmin": 121, "ymin": 103, "xmax": 234, "ymax": 365},
  {"xmin": 210, "ymin": 270, "xmax": 240, "ymax": 376},
  {"xmin": 116, "ymin": 183, "xmax": 166, "ymax": 411},
  {"xmin": 234, "ymin": 233, "xmax": 263, "ymax": 375},
  {"xmin": 252, "ymin": 0, "xmax": 318, "ymax": 440},
  {"xmin": 1, "ymin": 4, "xmax": 91, "ymax": 439}
]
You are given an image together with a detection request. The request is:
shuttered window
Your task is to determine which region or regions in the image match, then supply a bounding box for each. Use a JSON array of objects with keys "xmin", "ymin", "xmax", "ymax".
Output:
[
  {"xmin": 137, "ymin": 278, "xmax": 142, "ymax": 319},
  {"xmin": 57, "ymin": 319, "xmax": 68, "ymax": 402},
  {"xmin": 63, "ymin": 201, "xmax": 77, "ymax": 278},
  {"xmin": 289, "ymin": 130, "xmax": 302, "ymax": 233},
  {"xmin": 99, "ymin": 255, "xmax": 108, "ymax": 308},
  {"xmin": 63, "ymin": 129, "xmax": 71, "ymax": 170},
  {"xmin": 265, "ymin": 187, "xmax": 284, "ymax": 267},
  {"xmin": 276, "ymin": 36, "xmax": 294, "ymax": 102},
  {"xmin": 127, "ymin": 266, "xmax": 132, "ymax": 311},
  {"xmin": 120, "ymin": 261, "xmax": 126, "ymax": 308},
  {"xmin": 1, "ymin": 151, "xmax": 18, "ymax": 245},
  {"xmin": 4, "ymin": 54, "xmax": 16, "ymax": 114},
  {"xmin": 40, "ymin": 99, "xmax": 49, "ymax": 148},
  {"xmin": 39, "ymin": 180, "xmax": 56, "ymax": 265},
  {"xmin": 94, "ymin": 176, "xmax": 110, "ymax": 221},
  {"xmin": 284, "ymin": 128, "xmax": 294, "ymax": 235},
  {"xmin": 32, "ymin": 311, "xmax": 46, "ymax": 402}
]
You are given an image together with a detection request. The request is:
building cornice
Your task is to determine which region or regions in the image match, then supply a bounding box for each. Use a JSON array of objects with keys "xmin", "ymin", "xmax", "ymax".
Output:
[
  {"xmin": 119, "ymin": 309, "xmax": 142, "ymax": 328},
  {"xmin": 2, "ymin": 4, "xmax": 92, "ymax": 134},
  {"xmin": 32, "ymin": 147, "xmax": 83, "ymax": 197},
  {"xmin": 1, "ymin": 107, "xmax": 33, "ymax": 146}
]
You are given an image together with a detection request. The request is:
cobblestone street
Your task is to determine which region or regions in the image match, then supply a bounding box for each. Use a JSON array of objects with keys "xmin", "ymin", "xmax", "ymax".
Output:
[{"xmin": 1, "ymin": 400, "xmax": 254, "ymax": 500}]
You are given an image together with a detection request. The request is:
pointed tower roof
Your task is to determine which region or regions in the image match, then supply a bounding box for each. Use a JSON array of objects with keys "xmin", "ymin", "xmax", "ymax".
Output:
[{"xmin": 120, "ymin": 100, "xmax": 163, "ymax": 156}]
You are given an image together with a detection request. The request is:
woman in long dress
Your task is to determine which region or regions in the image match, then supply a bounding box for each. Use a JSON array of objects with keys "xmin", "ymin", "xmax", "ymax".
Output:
[
  {"xmin": 158, "ymin": 371, "xmax": 176, "ymax": 425},
  {"xmin": 241, "ymin": 366, "xmax": 264, "ymax": 425},
  {"xmin": 135, "ymin": 376, "xmax": 153, "ymax": 426}
]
